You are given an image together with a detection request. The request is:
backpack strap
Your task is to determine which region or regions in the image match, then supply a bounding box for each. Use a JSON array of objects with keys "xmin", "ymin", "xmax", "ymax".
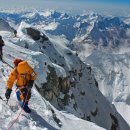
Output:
[{"xmin": 14, "ymin": 67, "xmax": 18, "ymax": 78}]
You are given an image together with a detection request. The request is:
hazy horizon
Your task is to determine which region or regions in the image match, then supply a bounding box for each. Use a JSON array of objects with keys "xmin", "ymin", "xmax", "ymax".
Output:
[{"xmin": 0, "ymin": 0, "xmax": 130, "ymax": 15}]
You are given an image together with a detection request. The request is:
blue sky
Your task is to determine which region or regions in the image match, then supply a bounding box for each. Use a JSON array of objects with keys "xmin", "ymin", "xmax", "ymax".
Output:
[
  {"xmin": 42, "ymin": 0, "xmax": 130, "ymax": 4},
  {"xmin": 0, "ymin": 0, "xmax": 129, "ymax": 15},
  {"xmin": 58, "ymin": 0, "xmax": 130, "ymax": 3}
]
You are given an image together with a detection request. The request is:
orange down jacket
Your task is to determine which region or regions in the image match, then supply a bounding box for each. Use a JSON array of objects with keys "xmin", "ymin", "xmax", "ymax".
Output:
[{"xmin": 7, "ymin": 61, "xmax": 37, "ymax": 89}]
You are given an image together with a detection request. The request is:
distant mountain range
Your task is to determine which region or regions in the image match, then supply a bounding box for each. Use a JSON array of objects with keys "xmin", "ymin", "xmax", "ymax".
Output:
[
  {"xmin": 0, "ymin": 10, "xmax": 130, "ymax": 130},
  {"xmin": 0, "ymin": 10, "xmax": 130, "ymax": 48}
]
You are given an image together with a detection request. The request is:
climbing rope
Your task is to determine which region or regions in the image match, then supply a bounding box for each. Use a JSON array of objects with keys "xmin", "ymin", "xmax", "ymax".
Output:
[{"xmin": 7, "ymin": 88, "xmax": 30, "ymax": 130}]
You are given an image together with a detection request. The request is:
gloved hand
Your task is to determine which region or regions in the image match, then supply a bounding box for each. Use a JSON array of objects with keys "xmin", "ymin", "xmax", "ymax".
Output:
[
  {"xmin": 27, "ymin": 80, "xmax": 34, "ymax": 88},
  {"xmin": 5, "ymin": 88, "xmax": 12, "ymax": 100}
]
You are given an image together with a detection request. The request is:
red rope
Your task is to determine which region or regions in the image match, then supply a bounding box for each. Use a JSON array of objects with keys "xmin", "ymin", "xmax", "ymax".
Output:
[{"xmin": 7, "ymin": 88, "xmax": 30, "ymax": 130}]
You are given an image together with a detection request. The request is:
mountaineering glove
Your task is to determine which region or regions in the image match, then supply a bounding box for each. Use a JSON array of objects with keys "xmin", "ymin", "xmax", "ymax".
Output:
[
  {"xmin": 5, "ymin": 88, "xmax": 12, "ymax": 100},
  {"xmin": 27, "ymin": 80, "xmax": 34, "ymax": 88}
]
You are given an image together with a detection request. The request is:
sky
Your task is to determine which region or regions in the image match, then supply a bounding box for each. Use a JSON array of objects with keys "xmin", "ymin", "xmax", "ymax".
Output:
[{"xmin": 0, "ymin": 0, "xmax": 130, "ymax": 15}]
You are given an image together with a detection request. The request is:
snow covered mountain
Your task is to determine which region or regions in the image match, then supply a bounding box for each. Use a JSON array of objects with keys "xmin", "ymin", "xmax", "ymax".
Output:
[
  {"xmin": 1, "ymin": 10, "xmax": 130, "ymax": 47},
  {"xmin": 0, "ymin": 18, "xmax": 15, "ymax": 32},
  {"xmin": 1, "ymin": 62, "xmax": 106, "ymax": 130},
  {"xmin": 82, "ymin": 49, "xmax": 130, "ymax": 126},
  {"xmin": 123, "ymin": 15, "xmax": 130, "ymax": 25},
  {"xmin": 0, "ymin": 10, "xmax": 130, "ymax": 130},
  {"xmin": 79, "ymin": 17, "xmax": 129, "ymax": 47}
]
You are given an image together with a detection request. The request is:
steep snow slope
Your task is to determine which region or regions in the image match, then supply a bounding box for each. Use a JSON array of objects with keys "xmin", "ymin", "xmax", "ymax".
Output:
[
  {"xmin": 0, "ymin": 23, "xmax": 129, "ymax": 130},
  {"xmin": 85, "ymin": 50, "xmax": 130, "ymax": 126},
  {"xmin": 0, "ymin": 33, "xmax": 108, "ymax": 130},
  {"xmin": 0, "ymin": 62, "xmax": 106, "ymax": 130},
  {"xmin": 0, "ymin": 18, "xmax": 14, "ymax": 32}
]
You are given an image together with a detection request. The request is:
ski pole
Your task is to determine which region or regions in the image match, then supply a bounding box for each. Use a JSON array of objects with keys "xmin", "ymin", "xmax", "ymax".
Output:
[
  {"xmin": 6, "ymin": 99, "xmax": 9, "ymax": 104},
  {"xmin": 0, "ymin": 95, "xmax": 5, "ymax": 101},
  {"xmin": 0, "ymin": 95, "xmax": 9, "ymax": 104}
]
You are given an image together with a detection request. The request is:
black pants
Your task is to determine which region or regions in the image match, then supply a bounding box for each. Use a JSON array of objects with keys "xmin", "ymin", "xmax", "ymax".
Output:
[{"xmin": 0, "ymin": 49, "xmax": 3, "ymax": 60}]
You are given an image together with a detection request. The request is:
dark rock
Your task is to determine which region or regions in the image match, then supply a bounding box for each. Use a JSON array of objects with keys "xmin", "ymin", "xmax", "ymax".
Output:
[
  {"xmin": 91, "ymin": 107, "xmax": 98, "ymax": 117},
  {"xmin": 26, "ymin": 27, "xmax": 49, "ymax": 42},
  {"xmin": 110, "ymin": 114, "xmax": 118, "ymax": 130}
]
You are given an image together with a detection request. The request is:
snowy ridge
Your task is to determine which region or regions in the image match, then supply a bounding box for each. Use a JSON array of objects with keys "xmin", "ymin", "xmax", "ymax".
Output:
[
  {"xmin": 0, "ymin": 10, "xmax": 130, "ymax": 130},
  {"xmin": 0, "ymin": 60, "xmax": 106, "ymax": 130}
]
